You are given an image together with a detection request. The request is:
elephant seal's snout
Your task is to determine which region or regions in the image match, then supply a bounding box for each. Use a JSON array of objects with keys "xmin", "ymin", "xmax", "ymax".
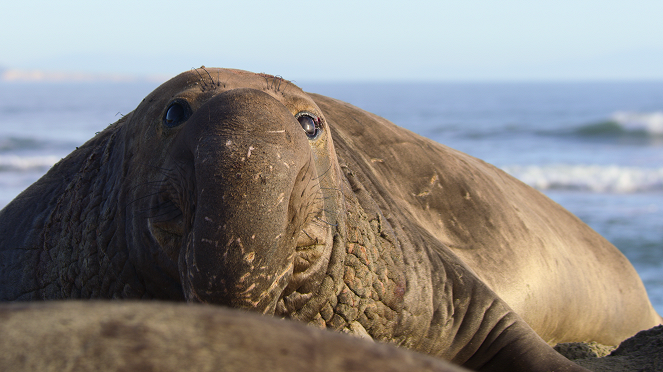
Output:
[{"xmin": 173, "ymin": 89, "xmax": 326, "ymax": 312}]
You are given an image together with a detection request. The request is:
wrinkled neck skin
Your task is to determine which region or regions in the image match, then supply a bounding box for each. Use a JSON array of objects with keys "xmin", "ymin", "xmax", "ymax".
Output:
[
  {"xmin": 0, "ymin": 114, "xmax": 183, "ymax": 300},
  {"xmin": 279, "ymin": 140, "xmax": 587, "ymax": 371}
]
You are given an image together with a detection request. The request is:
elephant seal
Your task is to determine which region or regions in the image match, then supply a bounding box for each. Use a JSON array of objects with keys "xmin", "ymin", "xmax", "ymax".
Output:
[
  {"xmin": 0, "ymin": 301, "xmax": 469, "ymax": 372},
  {"xmin": 0, "ymin": 67, "xmax": 659, "ymax": 371}
]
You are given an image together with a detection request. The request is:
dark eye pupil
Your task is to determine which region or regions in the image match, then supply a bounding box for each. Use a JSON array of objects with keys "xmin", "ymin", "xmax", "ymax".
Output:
[
  {"xmin": 298, "ymin": 115, "xmax": 318, "ymax": 138},
  {"xmin": 165, "ymin": 104, "xmax": 185, "ymax": 125}
]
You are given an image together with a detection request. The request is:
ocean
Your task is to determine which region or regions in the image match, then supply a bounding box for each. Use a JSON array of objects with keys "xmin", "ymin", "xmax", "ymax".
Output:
[{"xmin": 1, "ymin": 79, "xmax": 662, "ymax": 313}]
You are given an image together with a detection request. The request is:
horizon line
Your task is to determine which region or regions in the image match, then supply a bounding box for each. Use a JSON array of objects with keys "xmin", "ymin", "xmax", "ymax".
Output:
[
  {"xmin": 0, "ymin": 68, "xmax": 169, "ymax": 83},
  {"xmin": 2, "ymin": 68, "xmax": 663, "ymax": 84}
]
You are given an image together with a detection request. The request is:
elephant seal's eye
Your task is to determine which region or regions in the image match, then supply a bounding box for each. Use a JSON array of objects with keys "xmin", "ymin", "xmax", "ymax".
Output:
[
  {"xmin": 163, "ymin": 101, "xmax": 191, "ymax": 128},
  {"xmin": 296, "ymin": 113, "xmax": 322, "ymax": 140}
]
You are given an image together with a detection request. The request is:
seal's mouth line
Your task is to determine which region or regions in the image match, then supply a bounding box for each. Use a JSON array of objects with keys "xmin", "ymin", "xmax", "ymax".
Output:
[
  {"xmin": 295, "ymin": 232, "xmax": 326, "ymax": 250},
  {"xmin": 295, "ymin": 213, "xmax": 329, "ymax": 248},
  {"xmin": 295, "ymin": 242, "xmax": 326, "ymax": 251}
]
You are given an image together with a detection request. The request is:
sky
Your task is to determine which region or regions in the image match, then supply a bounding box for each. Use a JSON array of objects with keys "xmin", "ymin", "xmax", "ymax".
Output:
[{"xmin": 2, "ymin": 0, "xmax": 663, "ymax": 82}]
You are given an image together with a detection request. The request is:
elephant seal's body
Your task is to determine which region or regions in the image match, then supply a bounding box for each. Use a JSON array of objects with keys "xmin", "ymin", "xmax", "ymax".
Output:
[
  {"xmin": 0, "ymin": 301, "xmax": 469, "ymax": 372},
  {"xmin": 0, "ymin": 68, "xmax": 659, "ymax": 371}
]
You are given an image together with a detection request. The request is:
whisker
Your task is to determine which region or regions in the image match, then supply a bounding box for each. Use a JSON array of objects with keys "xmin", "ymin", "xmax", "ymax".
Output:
[
  {"xmin": 192, "ymin": 68, "xmax": 207, "ymax": 91},
  {"xmin": 201, "ymin": 67, "xmax": 213, "ymax": 85},
  {"xmin": 313, "ymin": 163, "xmax": 333, "ymax": 180},
  {"xmin": 314, "ymin": 216, "xmax": 337, "ymax": 227},
  {"xmin": 320, "ymin": 187, "xmax": 343, "ymax": 192},
  {"xmin": 280, "ymin": 79, "xmax": 292, "ymax": 95},
  {"xmin": 274, "ymin": 75, "xmax": 283, "ymax": 92},
  {"xmin": 300, "ymin": 229, "xmax": 314, "ymax": 241}
]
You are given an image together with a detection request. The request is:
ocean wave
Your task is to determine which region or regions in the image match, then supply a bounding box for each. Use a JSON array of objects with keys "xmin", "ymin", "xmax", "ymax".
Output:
[
  {"xmin": 0, "ymin": 155, "xmax": 60, "ymax": 172},
  {"xmin": 575, "ymin": 111, "xmax": 663, "ymax": 138},
  {"xmin": 0, "ymin": 137, "xmax": 43, "ymax": 152},
  {"xmin": 502, "ymin": 164, "xmax": 663, "ymax": 193}
]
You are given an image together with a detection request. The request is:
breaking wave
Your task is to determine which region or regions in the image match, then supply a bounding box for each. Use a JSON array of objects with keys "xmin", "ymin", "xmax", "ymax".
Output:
[
  {"xmin": 0, "ymin": 137, "xmax": 43, "ymax": 152},
  {"xmin": 574, "ymin": 111, "xmax": 663, "ymax": 138},
  {"xmin": 502, "ymin": 164, "xmax": 663, "ymax": 193},
  {"xmin": 0, "ymin": 155, "xmax": 60, "ymax": 172}
]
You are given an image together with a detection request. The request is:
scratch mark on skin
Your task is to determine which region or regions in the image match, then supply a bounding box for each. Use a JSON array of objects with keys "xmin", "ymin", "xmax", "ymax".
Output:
[
  {"xmin": 267, "ymin": 130, "xmax": 285, "ymax": 133},
  {"xmin": 236, "ymin": 237, "xmax": 245, "ymax": 254},
  {"xmin": 239, "ymin": 283, "xmax": 256, "ymax": 294},
  {"xmin": 415, "ymin": 173, "xmax": 440, "ymax": 197},
  {"xmin": 201, "ymin": 238, "xmax": 219, "ymax": 247},
  {"xmin": 283, "ymin": 162, "xmax": 290, "ymax": 169},
  {"xmin": 275, "ymin": 193, "xmax": 285, "ymax": 206},
  {"xmin": 370, "ymin": 158, "xmax": 384, "ymax": 163},
  {"xmin": 204, "ymin": 217, "xmax": 214, "ymax": 223},
  {"xmin": 247, "ymin": 146, "xmax": 255, "ymax": 158},
  {"xmin": 253, "ymin": 263, "xmax": 293, "ymax": 311},
  {"xmin": 245, "ymin": 252, "xmax": 255, "ymax": 263},
  {"xmin": 266, "ymin": 265, "xmax": 293, "ymax": 293},
  {"xmin": 226, "ymin": 140, "xmax": 232, "ymax": 146},
  {"xmin": 246, "ymin": 299, "xmax": 260, "ymax": 307},
  {"xmin": 275, "ymin": 233, "xmax": 282, "ymax": 241}
]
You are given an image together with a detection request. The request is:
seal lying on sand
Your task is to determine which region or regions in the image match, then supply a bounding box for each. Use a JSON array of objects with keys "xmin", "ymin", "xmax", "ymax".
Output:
[
  {"xmin": 0, "ymin": 67, "xmax": 659, "ymax": 371},
  {"xmin": 0, "ymin": 301, "xmax": 470, "ymax": 372}
]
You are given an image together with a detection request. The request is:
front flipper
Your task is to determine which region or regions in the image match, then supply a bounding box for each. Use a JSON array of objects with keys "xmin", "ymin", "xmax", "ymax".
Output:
[{"xmin": 420, "ymin": 227, "xmax": 588, "ymax": 372}]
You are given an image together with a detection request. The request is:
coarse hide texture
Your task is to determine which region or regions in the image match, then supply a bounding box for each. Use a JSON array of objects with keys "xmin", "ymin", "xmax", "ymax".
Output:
[{"xmin": 0, "ymin": 68, "xmax": 660, "ymax": 372}]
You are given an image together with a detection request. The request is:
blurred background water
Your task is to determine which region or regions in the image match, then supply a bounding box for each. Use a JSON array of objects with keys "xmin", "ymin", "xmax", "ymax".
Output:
[{"xmin": 1, "ymin": 80, "xmax": 661, "ymax": 312}]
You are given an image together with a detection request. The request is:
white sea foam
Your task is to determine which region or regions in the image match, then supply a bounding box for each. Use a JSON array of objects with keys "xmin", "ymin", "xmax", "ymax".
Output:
[
  {"xmin": 610, "ymin": 111, "xmax": 663, "ymax": 135},
  {"xmin": 502, "ymin": 164, "xmax": 663, "ymax": 193},
  {"xmin": 0, "ymin": 155, "xmax": 61, "ymax": 172}
]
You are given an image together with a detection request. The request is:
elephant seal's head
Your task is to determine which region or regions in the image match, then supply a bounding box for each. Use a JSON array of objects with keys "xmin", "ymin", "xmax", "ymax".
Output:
[{"xmin": 120, "ymin": 68, "xmax": 343, "ymax": 314}]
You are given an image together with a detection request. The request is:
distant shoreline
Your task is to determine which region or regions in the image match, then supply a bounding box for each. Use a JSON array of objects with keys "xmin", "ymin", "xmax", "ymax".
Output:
[{"xmin": 0, "ymin": 68, "xmax": 168, "ymax": 83}]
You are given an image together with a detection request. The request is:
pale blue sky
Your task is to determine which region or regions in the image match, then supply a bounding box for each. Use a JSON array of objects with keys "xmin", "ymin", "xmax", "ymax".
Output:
[{"xmin": 2, "ymin": 0, "xmax": 663, "ymax": 81}]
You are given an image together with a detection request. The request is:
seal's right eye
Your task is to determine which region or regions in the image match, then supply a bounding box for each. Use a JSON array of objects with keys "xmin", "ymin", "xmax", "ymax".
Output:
[{"xmin": 163, "ymin": 101, "xmax": 191, "ymax": 128}]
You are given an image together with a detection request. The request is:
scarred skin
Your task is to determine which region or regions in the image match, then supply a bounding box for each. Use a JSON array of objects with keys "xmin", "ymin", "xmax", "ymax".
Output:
[{"xmin": 0, "ymin": 68, "xmax": 659, "ymax": 371}]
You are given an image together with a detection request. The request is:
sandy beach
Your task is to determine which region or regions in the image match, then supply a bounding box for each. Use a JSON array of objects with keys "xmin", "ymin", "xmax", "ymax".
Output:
[{"xmin": 556, "ymin": 325, "xmax": 663, "ymax": 371}]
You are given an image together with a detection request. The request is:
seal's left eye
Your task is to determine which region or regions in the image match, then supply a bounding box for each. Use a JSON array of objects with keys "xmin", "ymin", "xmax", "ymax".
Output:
[
  {"xmin": 296, "ymin": 113, "xmax": 322, "ymax": 140},
  {"xmin": 163, "ymin": 101, "xmax": 191, "ymax": 128}
]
